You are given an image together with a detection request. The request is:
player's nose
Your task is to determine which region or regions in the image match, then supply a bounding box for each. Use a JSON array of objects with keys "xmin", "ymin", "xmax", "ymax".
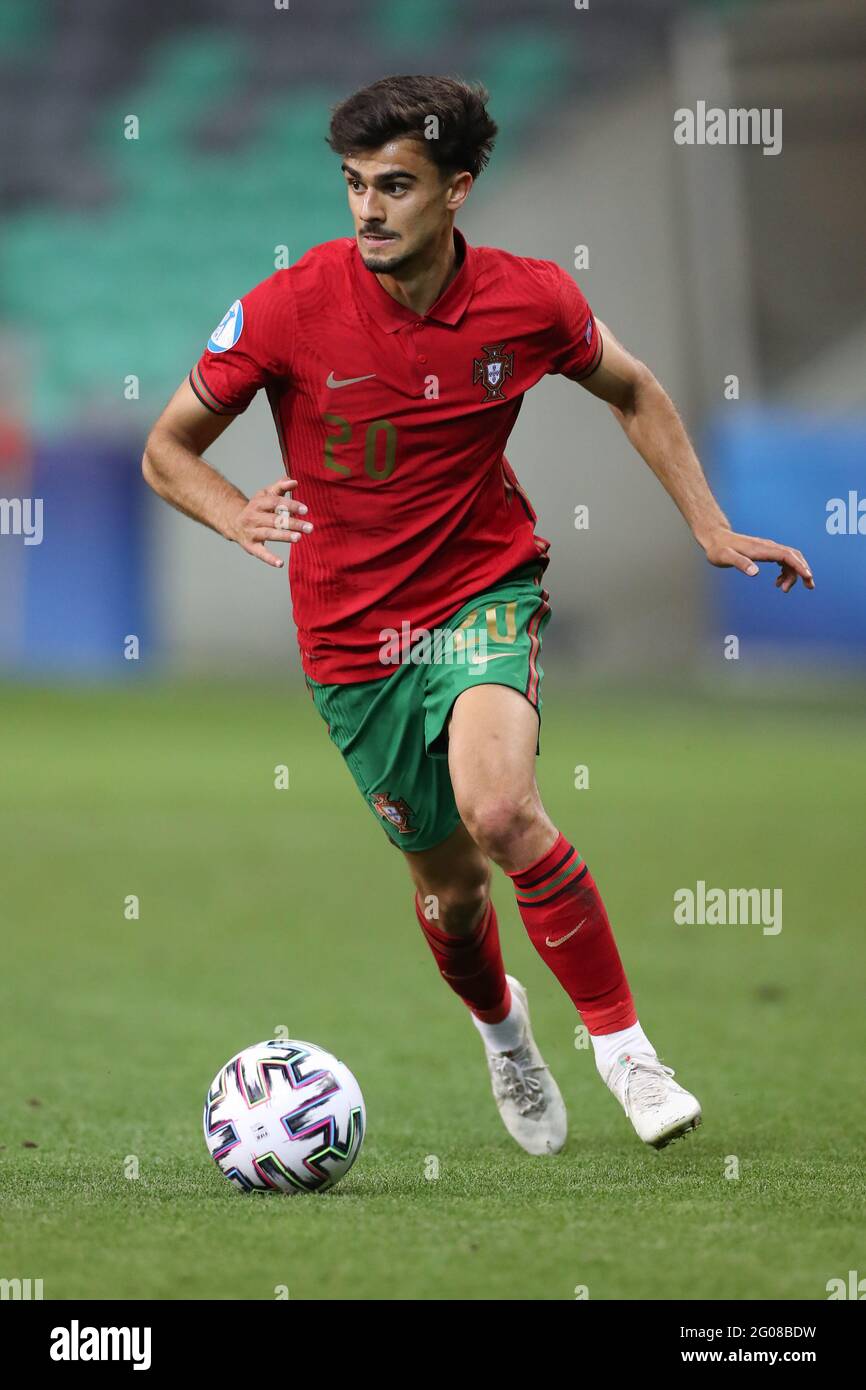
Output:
[{"xmin": 360, "ymin": 193, "xmax": 384, "ymax": 222}]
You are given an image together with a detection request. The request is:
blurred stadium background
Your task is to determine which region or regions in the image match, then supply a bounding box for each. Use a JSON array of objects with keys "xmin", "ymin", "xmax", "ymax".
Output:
[{"xmin": 1, "ymin": 0, "xmax": 864, "ymax": 682}]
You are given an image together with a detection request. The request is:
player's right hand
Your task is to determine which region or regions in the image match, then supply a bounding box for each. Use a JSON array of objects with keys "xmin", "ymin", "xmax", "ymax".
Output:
[{"xmin": 228, "ymin": 478, "xmax": 312, "ymax": 569}]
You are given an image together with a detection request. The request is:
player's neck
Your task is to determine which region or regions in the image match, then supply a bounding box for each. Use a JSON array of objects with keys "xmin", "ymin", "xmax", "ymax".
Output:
[{"xmin": 375, "ymin": 227, "xmax": 460, "ymax": 317}]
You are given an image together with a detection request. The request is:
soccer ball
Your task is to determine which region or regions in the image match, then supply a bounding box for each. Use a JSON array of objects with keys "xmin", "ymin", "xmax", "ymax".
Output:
[{"xmin": 203, "ymin": 1038, "xmax": 365, "ymax": 1194}]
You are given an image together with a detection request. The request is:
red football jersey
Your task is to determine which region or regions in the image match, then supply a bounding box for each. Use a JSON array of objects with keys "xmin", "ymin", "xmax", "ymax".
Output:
[{"xmin": 190, "ymin": 228, "xmax": 602, "ymax": 683}]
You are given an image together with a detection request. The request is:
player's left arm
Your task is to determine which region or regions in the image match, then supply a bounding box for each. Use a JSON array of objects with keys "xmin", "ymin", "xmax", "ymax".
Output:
[{"xmin": 579, "ymin": 321, "xmax": 814, "ymax": 592}]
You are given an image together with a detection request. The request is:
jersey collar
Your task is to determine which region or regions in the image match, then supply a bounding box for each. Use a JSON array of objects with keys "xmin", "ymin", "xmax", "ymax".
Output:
[{"xmin": 351, "ymin": 226, "xmax": 476, "ymax": 333}]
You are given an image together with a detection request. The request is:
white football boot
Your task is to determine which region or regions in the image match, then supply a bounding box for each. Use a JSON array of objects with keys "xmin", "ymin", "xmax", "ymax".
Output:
[
  {"xmin": 605, "ymin": 1051, "xmax": 702, "ymax": 1149},
  {"xmin": 477, "ymin": 975, "xmax": 568, "ymax": 1156}
]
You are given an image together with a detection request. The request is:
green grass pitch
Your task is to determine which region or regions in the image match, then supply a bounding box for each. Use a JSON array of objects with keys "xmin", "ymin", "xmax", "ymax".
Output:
[{"xmin": 1, "ymin": 679, "xmax": 864, "ymax": 1300}]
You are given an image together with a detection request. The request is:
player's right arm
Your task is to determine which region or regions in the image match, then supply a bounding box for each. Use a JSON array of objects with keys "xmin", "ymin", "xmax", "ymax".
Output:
[
  {"xmin": 142, "ymin": 382, "xmax": 309, "ymax": 569},
  {"xmin": 142, "ymin": 277, "xmax": 310, "ymax": 569}
]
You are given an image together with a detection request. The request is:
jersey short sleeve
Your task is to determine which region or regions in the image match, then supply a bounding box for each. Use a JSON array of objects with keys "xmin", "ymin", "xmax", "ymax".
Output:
[
  {"xmin": 189, "ymin": 273, "xmax": 293, "ymax": 415},
  {"xmin": 546, "ymin": 263, "xmax": 603, "ymax": 382}
]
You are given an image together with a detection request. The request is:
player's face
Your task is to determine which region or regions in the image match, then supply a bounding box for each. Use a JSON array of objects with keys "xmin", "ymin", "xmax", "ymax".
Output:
[{"xmin": 341, "ymin": 139, "xmax": 471, "ymax": 274}]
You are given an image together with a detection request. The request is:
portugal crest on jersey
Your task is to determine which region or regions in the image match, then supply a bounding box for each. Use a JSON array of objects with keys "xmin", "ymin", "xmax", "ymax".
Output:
[
  {"xmin": 473, "ymin": 343, "xmax": 514, "ymax": 402},
  {"xmin": 370, "ymin": 793, "xmax": 414, "ymax": 833}
]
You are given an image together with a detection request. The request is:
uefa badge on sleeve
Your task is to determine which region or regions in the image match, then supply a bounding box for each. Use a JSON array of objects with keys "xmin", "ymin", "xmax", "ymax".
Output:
[{"xmin": 207, "ymin": 299, "xmax": 244, "ymax": 352}]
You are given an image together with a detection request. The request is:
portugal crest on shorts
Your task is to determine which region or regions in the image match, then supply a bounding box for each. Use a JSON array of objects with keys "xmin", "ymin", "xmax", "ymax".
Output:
[
  {"xmin": 371, "ymin": 793, "xmax": 414, "ymax": 833},
  {"xmin": 473, "ymin": 343, "xmax": 514, "ymax": 402}
]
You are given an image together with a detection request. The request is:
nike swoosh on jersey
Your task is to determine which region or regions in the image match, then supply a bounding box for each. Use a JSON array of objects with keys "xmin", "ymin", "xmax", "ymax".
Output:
[
  {"xmin": 326, "ymin": 371, "xmax": 377, "ymax": 388},
  {"xmin": 545, "ymin": 918, "xmax": 588, "ymax": 948},
  {"xmin": 468, "ymin": 651, "xmax": 513, "ymax": 665}
]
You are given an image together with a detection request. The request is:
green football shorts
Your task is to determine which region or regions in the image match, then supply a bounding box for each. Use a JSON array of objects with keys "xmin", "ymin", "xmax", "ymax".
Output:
[{"xmin": 305, "ymin": 561, "xmax": 551, "ymax": 852}]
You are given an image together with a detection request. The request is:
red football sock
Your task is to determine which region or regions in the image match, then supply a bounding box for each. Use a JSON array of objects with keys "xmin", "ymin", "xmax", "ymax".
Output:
[
  {"xmin": 508, "ymin": 831, "xmax": 637, "ymax": 1035},
  {"xmin": 414, "ymin": 893, "xmax": 511, "ymax": 1023}
]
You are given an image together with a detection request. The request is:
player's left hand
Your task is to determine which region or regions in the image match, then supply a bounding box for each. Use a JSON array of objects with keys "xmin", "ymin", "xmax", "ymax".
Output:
[{"xmin": 698, "ymin": 527, "xmax": 815, "ymax": 592}]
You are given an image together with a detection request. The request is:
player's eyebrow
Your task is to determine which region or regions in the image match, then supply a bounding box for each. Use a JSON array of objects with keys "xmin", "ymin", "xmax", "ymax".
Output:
[{"xmin": 341, "ymin": 162, "xmax": 418, "ymax": 185}]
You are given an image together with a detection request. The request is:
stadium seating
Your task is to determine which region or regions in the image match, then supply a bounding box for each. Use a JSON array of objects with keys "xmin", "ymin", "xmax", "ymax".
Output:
[{"xmin": 0, "ymin": 0, "xmax": 708, "ymax": 428}]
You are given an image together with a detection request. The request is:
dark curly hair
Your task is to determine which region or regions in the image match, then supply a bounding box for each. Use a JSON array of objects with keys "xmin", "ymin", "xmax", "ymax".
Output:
[{"xmin": 326, "ymin": 74, "xmax": 498, "ymax": 180}]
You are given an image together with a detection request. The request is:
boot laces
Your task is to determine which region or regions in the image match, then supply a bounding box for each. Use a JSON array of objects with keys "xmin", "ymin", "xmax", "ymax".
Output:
[
  {"xmin": 621, "ymin": 1057, "xmax": 676, "ymax": 1117},
  {"xmin": 489, "ymin": 1044, "xmax": 547, "ymax": 1116}
]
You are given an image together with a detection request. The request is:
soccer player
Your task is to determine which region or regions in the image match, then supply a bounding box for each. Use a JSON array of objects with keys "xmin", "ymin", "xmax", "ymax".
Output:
[{"xmin": 143, "ymin": 76, "xmax": 813, "ymax": 1154}]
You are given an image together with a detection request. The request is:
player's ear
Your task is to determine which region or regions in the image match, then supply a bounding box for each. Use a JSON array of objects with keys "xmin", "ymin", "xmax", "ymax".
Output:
[{"xmin": 445, "ymin": 170, "xmax": 473, "ymax": 211}]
